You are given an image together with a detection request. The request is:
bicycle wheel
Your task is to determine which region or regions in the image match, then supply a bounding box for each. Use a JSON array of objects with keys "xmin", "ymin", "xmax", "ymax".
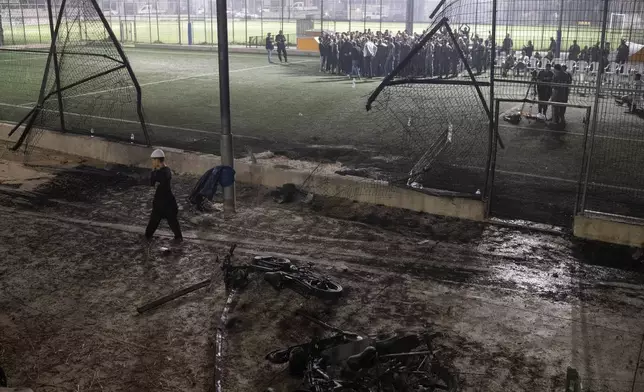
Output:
[
  {"xmin": 253, "ymin": 255, "xmax": 292, "ymax": 271},
  {"xmin": 291, "ymin": 273, "xmax": 343, "ymax": 301}
]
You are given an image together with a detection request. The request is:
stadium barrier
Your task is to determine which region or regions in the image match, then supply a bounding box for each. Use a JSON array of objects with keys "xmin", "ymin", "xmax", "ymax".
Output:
[{"xmin": 0, "ymin": 123, "xmax": 486, "ymax": 222}]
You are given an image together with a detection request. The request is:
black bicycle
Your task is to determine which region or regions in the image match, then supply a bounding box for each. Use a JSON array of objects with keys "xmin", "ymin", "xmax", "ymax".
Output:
[
  {"xmin": 221, "ymin": 245, "xmax": 343, "ymax": 302},
  {"xmin": 268, "ymin": 332, "xmax": 459, "ymax": 392}
]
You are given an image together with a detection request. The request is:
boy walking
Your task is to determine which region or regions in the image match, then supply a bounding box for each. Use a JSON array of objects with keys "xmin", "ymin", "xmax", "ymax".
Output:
[{"xmin": 145, "ymin": 149, "xmax": 183, "ymax": 243}]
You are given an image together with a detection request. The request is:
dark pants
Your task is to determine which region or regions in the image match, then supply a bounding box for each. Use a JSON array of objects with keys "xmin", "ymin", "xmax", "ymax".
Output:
[
  {"xmin": 552, "ymin": 99, "xmax": 566, "ymax": 124},
  {"xmin": 364, "ymin": 56, "xmax": 373, "ymax": 77},
  {"xmin": 537, "ymin": 90, "xmax": 551, "ymax": 115},
  {"xmin": 277, "ymin": 46, "xmax": 287, "ymax": 62},
  {"xmin": 145, "ymin": 208, "xmax": 182, "ymax": 240}
]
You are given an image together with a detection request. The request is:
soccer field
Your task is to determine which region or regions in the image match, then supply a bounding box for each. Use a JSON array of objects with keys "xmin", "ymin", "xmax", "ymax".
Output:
[{"xmin": 1, "ymin": 47, "xmax": 643, "ymax": 226}]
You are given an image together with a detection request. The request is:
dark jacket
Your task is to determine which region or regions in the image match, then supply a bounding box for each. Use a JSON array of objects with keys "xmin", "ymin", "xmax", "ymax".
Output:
[
  {"xmin": 151, "ymin": 166, "xmax": 178, "ymax": 213},
  {"xmin": 536, "ymin": 69, "xmax": 554, "ymax": 96},
  {"xmin": 351, "ymin": 45, "xmax": 362, "ymax": 61},
  {"xmin": 568, "ymin": 43, "xmax": 580, "ymax": 61},
  {"xmin": 552, "ymin": 69, "xmax": 569, "ymax": 102},
  {"xmin": 266, "ymin": 36, "xmax": 274, "ymax": 50},
  {"xmin": 616, "ymin": 43, "xmax": 629, "ymax": 63},
  {"xmin": 548, "ymin": 39, "xmax": 557, "ymax": 53},
  {"xmin": 188, "ymin": 166, "xmax": 235, "ymax": 205},
  {"xmin": 523, "ymin": 44, "xmax": 534, "ymax": 58},
  {"xmin": 275, "ymin": 34, "xmax": 286, "ymax": 49}
]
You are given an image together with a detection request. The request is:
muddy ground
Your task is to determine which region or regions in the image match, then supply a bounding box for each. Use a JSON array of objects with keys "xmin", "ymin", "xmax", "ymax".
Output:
[{"xmin": 0, "ymin": 144, "xmax": 643, "ymax": 392}]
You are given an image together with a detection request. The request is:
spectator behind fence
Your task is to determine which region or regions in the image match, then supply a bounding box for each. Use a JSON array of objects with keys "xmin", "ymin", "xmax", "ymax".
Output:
[
  {"xmin": 551, "ymin": 64, "xmax": 570, "ymax": 126},
  {"xmin": 616, "ymin": 39, "xmax": 630, "ymax": 72},
  {"xmin": 523, "ymin": 40, "xmax": 534, "ymax": 58},
  {"xmin": 548, "ymin": 37, "xmax": 557, "ymax": 54},
  {"xmin": 502, "ymin": 33, "xmax": 513, "ymax": 55},
  {"xmin": 536, "ymin": 63, "xmax": 554, "ymax": 117},
  {"xmin": 568, "ymin": 40, "xmax": 581, "ymax": 61}
]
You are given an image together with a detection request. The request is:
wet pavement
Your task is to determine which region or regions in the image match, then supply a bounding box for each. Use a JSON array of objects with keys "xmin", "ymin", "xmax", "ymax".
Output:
[{"xmin": 0, "ymin": 145, "xmax": 643, "ymax": 391}]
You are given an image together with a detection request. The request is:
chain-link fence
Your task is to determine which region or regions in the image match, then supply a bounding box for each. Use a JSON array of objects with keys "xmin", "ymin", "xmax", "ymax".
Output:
[{"xmin": 0, "ymin": 0, "xmax": 444, "ymax": 46}]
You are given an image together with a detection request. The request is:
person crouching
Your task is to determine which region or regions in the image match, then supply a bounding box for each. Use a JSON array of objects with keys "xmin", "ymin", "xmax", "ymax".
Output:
[{"xmin": 145, "ymin": 149, "xmax": 183, "ymax": 244}]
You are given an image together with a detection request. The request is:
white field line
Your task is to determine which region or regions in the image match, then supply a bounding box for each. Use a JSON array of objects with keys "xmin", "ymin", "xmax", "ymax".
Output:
[
  {"xmin": 499, "ymin": 123, "xmax": 644, "ymax": 145},
  {"xmin": 0, "ymin": 56, "xmax": 44, "ymax": 62},
  {"xmin": 124, "ymin": 48, "xmax": 272, "ymax": 57},
  {"xmin": 18, "ymin": 59, "xmax": 315, "ymax": 107},
  {"xmin": 0, "ymin": 102, "xmax": 264, "ymax": 140},
  {"xmin": 453, "ymin": 164, "xmax": 644, "ymax": 194}
]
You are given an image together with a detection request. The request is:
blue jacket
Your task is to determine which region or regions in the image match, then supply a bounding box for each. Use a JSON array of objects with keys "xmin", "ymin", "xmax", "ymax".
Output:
[{"xmin": 188, "ymin": 166, "xmax": 235, "ymax": 205}]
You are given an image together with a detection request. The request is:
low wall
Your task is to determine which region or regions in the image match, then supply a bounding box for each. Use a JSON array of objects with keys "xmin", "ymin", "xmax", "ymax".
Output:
[
  {"xmin": 574, "ymin": 213, "xmax": 644, "ymax": 248},
  {"xmin": 0, "ymin": 125, "xmax": 485, "ymax": 221}
]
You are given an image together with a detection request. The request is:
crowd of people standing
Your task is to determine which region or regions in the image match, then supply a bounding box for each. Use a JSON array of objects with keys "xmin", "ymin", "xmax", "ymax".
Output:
[{"xmin": 312, "ymin": 25, "xmax": 488, "ymax": 79}]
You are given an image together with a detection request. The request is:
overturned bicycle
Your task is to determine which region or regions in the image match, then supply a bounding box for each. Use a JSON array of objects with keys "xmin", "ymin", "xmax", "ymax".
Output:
[{"xmin": 265, "ymin": 325, "xmax": 459, "ymax": 392}]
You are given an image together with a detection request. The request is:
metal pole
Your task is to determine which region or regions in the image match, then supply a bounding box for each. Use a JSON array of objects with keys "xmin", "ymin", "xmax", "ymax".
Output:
[
  {"xmin": 188, "ymin": 0, "xmax": 192, "ymax": 43},
  {"xmin": 18, "ymin": 0, "xmax": 26, "ymax": 43},
  {"xmin": 217, "ymin": 0, "xmax": 235, "ymax": 213},
  {"xmin": 148, "ymin": 0, "xmax": 152, "ymax": 43},
  {"xmin": 231, "ymin": 0, "xmax": 234, "ymax": 44},
  {"xmin": 627, "ymin": 0, "xmax": 636, "ymax": 44},
  {"xmin": 556, "ymin": 0, "xmax": 564, "ymax": 57},
  {"xmin": 178, "ymin": 0, "xmax": 182, "ymax": 44},
  {"xmin": 580, "ymin": 0, "xmax": 610, "ymax": 212},
  {"xmin": 155, "ymin": 0, "xmax": 160, "ymax": 42},
  {"xmin": 46, "ymin": 0, "xmax": 66, "ymax": 131},
  {"xmin": 484, "ymin": 0, "xmax": 497, "ymax": 204},
  {"xmin": 348, "ymin": 0, "xmax": 351, "ymax": 32},
  {"xmin": 7, "ymin": 0, "xmax": 15, "ymax": 45},
  {"xmin": 280, "ymin": 0, "xmax": 283, "ymax": 34},
  {"xmin": 474, "ymin": 0, "xmax": 478, "ymax": 37},
  {"xmin": 378, "ymin": 0, "xmax": 381, "ymax": 32},
  {"xmin": 35, "ymin": 0, "xmax": 42, "ymax": 43},
  {"xmin": 209, "ymin": 0, "xmax": 213, "ymax": 44},
  {"xmin": 244, "ymin": 0, "xmax": 247, "ymax": 43},
  {"xmin": 362, "ymin": 0, "xmax": 365, "ymax": 32},
  {"xmin": 405, "ymin": 0, "xmax": 413, "ymax": 34},
  {"xmin": 320, "ymin": 0, "xmax": 323, "ymax": 33}
]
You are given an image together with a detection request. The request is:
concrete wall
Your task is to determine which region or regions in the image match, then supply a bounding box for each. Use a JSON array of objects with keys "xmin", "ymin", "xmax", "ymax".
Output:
[
  {"xmin": 574, "ymin": 214, "xmax": 644, "ymax": 248},
  {"xmin": 0, "ymin": 125, "xmax": 485, "ymax": 221}
]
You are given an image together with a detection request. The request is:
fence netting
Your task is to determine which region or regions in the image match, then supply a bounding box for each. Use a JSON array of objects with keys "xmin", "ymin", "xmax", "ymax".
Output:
[{"xmin": 2, "ymin": 0, "xmax": 149, "ymax": 150}]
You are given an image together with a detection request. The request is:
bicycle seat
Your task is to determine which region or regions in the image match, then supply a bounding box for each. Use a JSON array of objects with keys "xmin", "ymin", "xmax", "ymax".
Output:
[
  {"xmin": 346, "ymin": 346, "xmax": 377, "ymax": 371},
  {"xmin": 374, "ymin": 334, "xmax": 421, "ymax": 355}
]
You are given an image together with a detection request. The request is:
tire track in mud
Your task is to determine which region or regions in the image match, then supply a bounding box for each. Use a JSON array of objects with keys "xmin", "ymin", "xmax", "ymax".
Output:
[{"xmin": 2, "ymin": 206, "xmax": 642, "ymax": 314}]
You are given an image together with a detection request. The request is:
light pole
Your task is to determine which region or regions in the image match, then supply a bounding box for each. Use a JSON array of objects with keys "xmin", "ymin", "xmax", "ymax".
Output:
[
  {"xmin": 556, "ymin": 0, "xmax": 564, "ymax": 57},
  {"xmin": 217, "ymin": 0, "xmax": 235, "ymax": 213}
]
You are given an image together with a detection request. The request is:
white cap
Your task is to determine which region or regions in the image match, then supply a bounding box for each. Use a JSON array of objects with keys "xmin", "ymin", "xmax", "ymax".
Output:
[{"xmin": 150, "ymin": 149, "xmax": 165, "ymax": 158}]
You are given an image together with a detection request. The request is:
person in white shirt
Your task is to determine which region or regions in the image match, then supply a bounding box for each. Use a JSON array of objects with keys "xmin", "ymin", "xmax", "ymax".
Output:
[{"xmin": 363, "ymin": 38, "xmax": 378, "ymax": 78}]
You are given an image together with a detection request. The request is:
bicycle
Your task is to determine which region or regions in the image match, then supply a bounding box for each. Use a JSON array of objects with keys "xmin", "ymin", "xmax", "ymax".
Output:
[
  {"xmin": 268, "ymin": 332, "xmax": 459, "ymax": 392},
  {"xmin": 221, "ymin": 244, "xmax": 343, "ymax": 302}
]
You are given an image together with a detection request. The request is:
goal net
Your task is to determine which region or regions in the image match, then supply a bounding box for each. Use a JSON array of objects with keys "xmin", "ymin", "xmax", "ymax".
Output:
[
  {"xmin": 364, "ymin": 8, "xmax": 492, "ymax": 195},
  {"xmin": 1, "ymin": 0, "xmax": 149, "ymax": 151}
]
